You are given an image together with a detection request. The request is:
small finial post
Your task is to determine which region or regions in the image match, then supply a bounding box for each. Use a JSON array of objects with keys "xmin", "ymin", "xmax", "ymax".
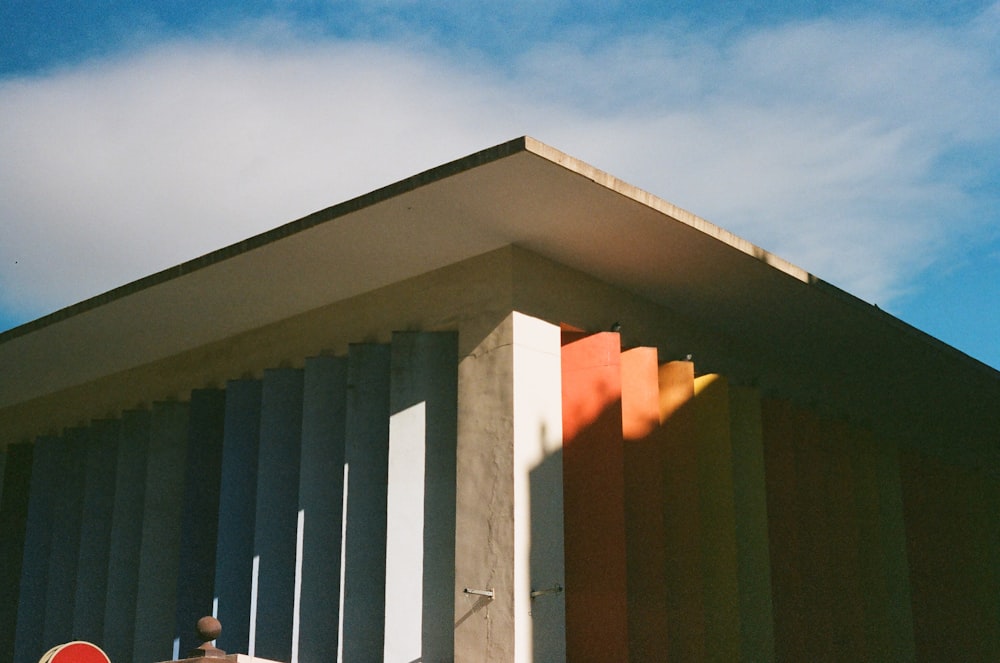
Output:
[{"xmin": 189, "ymin": 616, "xmax": 226, "ymax": 658}]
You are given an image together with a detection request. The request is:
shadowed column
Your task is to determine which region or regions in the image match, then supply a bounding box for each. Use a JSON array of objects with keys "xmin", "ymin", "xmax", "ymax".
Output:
[
  {"xmin": 214, "ymin": 379, "xmax": 262, "ymax": 654},
  {"xmin": 14, "ymin": 434, "xmax": 59, "ymax": 663},
  {"xmin": 296, "ymin": 354, "xmax": 348, "ymax": 663},
  {"xmin": 73, "ymin": 419, "xmax": 120, "ymax": 643},
  {"xmin": 1, "ymin": 443, "xmax": 33, "ymax": 663},
  {"xmin": 728, "ymin": 384, "xmax": 775, "ymax": 661},
  {"xmin": 133, "ymin": 401, "xmax": 190, "ymax": 663},
  {"xmin": 102, "ymin": 409, "xmax": 150, "ymax": 663},
  {"xmin": 693, "ymin": 375, "xmax": 740, "ymax": 661},
  {"xmin": 252, "ymin": 368, "xmax": 304, "ymax": 662},
  {"xmin": 620, "ymin": 347, "xmax": 669, "ymax": 661},
  {"xmin": 341, "ymin": 344, "xmax": 391, "ymax": 662},
  {"xmin": 901, "ymin": 452, "xmax": 997, "ymax": 659},
  {"xmin": 658, "ymin": 361, "xmax": 704, "ymax": 662},
  {"xmin": 43, "ymin": 427, "xmax": 87, "ymax": 647},
  {"xmin": 761, "ymin": 399, "xmax": 808, "ymax": 662},
  {"xmin": 174, "ymin": 388, "xmax": 226, "ymax": 655},
  {"xmin": 872, "ymin": 440, "xmax": 915, "ymax": 658},
  {"xmin": 820, "ymin": 418, "xmax": 865, "ymax": 660}
]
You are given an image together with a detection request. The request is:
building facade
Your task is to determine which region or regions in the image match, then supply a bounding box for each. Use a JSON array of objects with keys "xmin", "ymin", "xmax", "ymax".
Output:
[{"xmin": 1, "ymin": 137, "xmax": 998, "ymax": 662}]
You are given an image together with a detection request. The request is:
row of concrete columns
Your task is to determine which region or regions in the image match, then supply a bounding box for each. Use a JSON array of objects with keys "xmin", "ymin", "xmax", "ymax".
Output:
[
  {"xmin": 2, "ymin": 314, "xmax": 998, "ymax": 661},
  {"xmin": 0, "ymin": 332, "xmax": 459, "ymax": 663},
  {"xmin": 557, "ymin": 330, "xmax": 919, "ymax": 662}
]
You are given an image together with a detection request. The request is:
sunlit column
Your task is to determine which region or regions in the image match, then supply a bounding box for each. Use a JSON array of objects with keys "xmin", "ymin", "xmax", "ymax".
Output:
[
  {"xmin": 513, "ymin": 314, "xmax": 565, "ymax": 663},
  {"xmin": 384, "ymin": 332, "xmax": 458, "ymax": 663},
  {"xmin": 560, "ymin": 330, "xmax": 628, "ymax": 662}
]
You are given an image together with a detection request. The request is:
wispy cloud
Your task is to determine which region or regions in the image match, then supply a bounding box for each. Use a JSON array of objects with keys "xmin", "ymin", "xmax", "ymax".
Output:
[{"xmin": 1, "ymin": 6, "xmax": 998, "ymax": 324}]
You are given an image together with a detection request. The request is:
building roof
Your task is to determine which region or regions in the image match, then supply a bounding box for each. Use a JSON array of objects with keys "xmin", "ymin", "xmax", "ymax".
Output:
[{"xmin": 2, "ymin": 136, "xmax": 998, "ymax": 463}]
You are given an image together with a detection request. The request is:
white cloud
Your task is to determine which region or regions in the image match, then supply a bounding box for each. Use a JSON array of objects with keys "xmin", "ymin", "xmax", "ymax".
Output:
[{"xmin": 1, "ymin": 8, "xmax": 998, "ymax": 323}]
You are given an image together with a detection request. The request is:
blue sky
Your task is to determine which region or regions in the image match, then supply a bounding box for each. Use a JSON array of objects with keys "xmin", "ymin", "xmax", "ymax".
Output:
[{"xmin": 2, "ymin": 1, "xmax": 999, "ymax": 369}]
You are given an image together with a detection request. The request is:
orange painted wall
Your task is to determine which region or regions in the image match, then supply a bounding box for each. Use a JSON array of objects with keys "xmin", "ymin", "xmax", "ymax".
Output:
[
  {"xmin": 657, "ymin": 361, "xmax": 705, "ymax": 661},
  {"xmin": 560, "ymin": 331, "xmax": 629, "ymax": 662},
  {"xmin": 558, "ymin": 342, "xmax": 999, "ymax": 663},
  {"xmin": 620, "ymin": 347, "xmax": 669, "ymax": 661}
]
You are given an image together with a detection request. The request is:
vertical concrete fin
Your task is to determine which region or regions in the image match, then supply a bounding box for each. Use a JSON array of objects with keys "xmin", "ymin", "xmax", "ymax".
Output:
[
  {"xmin": 102, "ymin": 409, "xmax": 150, "ymax": 663},
  {"xmin": 851, "ymin": 427, "xmax": 891, "ymax": 659},
  {"xmin": 0, "ymin": 443, "xmax": 33, "ymax": 662},
  {"xmin": 73, "ymin": 419, "xmax": 120, "ymax": 643},
  {"xmin": 252, "ymin": 367, "xmax": 305, "ymax": 662},
  {"xmin": 456, "ymin": 315, "xmax": 516, "ymax": 662},
  {"xmin": 513, "ymin": 313, "xmax": 566, "ymax": 663},
  {"xmin": 174, "ymin": 388, "xmax": 227, "ymax": 654},
  {"xmin": 214, "ymin": 379, "xmax": 262, "ymax": 654},
  {"xmin": 728, "ymin": 384, "xmax": 775, "ymax": 662},
  {"xmin": 560, "ymin": 331, "xmax": 628, "ymax": 662},
  {"xmin": 14, "ymin": 435, "xmax": 57, "ymax": 663},
  {"xmin": 761, "ymin": 399, "xmax": 808, "ymax": 661},
  {"xmin": 43, "ymin": 427, "xmax": 87, "ymax": 646},
  {"xmin": 658, "ymin": 360, "xmax": 704, "ymax": 662},
  {"xmin": 621, "ymin": 347, "xmax": 669, "ymax": 661},
  {"xmin": 692, "ymin": 374, "xmax": 741, "ymax": 661},
  {"xmin": 296, "ymin": 354, "xmax": 348, "ymax": 663},
  {"xmin": 819, "ymin": 419, "xmax": 866, "ymax": 659},
  {"xmin": 341, "ymin": 343, "xmax": 391, "ymax": 660},
  {"xmin": 384, "ymin": 331, "xmax": 458, "ymax": 663},
  {"xmin": 132, "ymin": 400, "xmax": 190, "ymax": 663},
  {"xmin": 792, "ymin": 407, "xmax": 843, "ymax": 661},
  {"xmin": 874, "ymin": 441, "xmax": 915, "ymax": 659},
  {"xmin": 899, "ymin": 450, "xmax": 998, "ymax": 658}
]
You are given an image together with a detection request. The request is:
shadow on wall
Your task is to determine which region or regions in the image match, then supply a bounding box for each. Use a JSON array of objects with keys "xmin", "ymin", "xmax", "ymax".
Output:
[{"xmin": 527, "ymin": 330, "xmax": 1000, "ymax": 662}]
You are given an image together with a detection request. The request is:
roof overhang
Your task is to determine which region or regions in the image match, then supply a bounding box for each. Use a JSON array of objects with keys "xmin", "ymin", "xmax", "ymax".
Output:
[{"xmin": 2, "ymin": 136, "xmax": 998, "ymax": 462}]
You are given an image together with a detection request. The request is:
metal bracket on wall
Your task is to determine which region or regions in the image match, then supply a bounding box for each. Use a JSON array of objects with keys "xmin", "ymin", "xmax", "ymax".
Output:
[
  {"xmin": 530, "ymin": 584, "xmax": 563, "ymax": 599},
  {"xmin": 463, "ymin": 587, "xmax": 495, "ymax": 599}
]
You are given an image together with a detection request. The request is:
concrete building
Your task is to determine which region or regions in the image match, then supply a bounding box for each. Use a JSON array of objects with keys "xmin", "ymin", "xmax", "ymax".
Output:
[{"xmin": 0, "ymin": 137, "xmax": 998, "ymax": 662}]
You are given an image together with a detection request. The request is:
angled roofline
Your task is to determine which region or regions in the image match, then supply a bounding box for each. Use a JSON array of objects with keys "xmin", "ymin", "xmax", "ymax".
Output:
[
  {"xmin": 0, "ymin": 136, "xmax": 531, "ymax": 344},
  {"xmin": 3, "ymin": 135, "xmax": 994, "ymax": 380},
  {"xmin": 2, "ymin": 136, "xmax": 998, "ymax": 461}
]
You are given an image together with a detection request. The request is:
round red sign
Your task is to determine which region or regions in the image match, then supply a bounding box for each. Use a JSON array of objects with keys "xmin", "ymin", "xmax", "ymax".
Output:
[{"xmin": 38, "ymin": 641, "xmax": 111, "ymax": 663}]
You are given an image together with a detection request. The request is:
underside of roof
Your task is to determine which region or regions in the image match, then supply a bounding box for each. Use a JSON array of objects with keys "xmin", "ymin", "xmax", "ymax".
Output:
[{"xmin": 2, "ymin": 136, "xmax": 998, "ymax": 464}]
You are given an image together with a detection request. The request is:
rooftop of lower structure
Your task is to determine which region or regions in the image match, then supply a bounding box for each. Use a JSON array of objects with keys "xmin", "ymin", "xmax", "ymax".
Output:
[{"xmin": 2, "ymin": 136, "xmax": 998, "ymax": 460}]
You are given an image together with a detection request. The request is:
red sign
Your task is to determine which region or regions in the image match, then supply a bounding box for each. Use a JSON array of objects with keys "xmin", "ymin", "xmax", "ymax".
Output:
[{"xmin": 38, "ymin": 641, "xmax": 111, "ymax": 663}]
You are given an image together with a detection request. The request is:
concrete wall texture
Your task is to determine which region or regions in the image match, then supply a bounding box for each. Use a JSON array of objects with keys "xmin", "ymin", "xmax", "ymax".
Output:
[
  {"xmin": 1, "ymin": 133, "xmax": 998, "ymax": 662},
  {"xmin": 1, "ymin": 247, "xmax": 998, "ymax": 662},
  {"xmin": 2, "ymin": 310, "xmax": 998, "ymax": 662}
]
